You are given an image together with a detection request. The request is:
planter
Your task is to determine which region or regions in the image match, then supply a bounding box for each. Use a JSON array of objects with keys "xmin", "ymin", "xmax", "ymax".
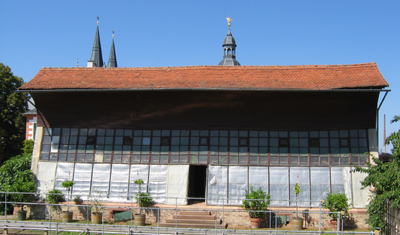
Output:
[
  {"xmin": 134, "ymin": 213, "xmax": 146, "ymax": 226},
  {"xmin": 17, "ymin": 210, "xmax": 27, "ymax": 221},
  {"xmin": 330, "ymin": 219, "xmax": 337, "ymax": 230},
  {"xmin": 91, "ymin": 212, "xmax": 103, "ymax": 224},
  {"xmin": 61, "ymin": 211, "xmax": 73, "ymax": 223},
  {"xmin": 292, "ymin": 217, "xmax": 303, "ymax": 230},
  {"xmin": 250, "ymin": 217, "xmax": 261, "ymax": 228}
]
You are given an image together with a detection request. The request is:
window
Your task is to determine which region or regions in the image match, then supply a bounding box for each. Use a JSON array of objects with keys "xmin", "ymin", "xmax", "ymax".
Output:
[
  {"xmin": 161, "ymin": 137, "xmax": 170, "ymax": 146},
  {"xmin": 239, "ymin": 138, "xmax": 248, "ymax": 146},
  {"xmin": 279, "ymin": 138, "xmax": 289, "ymax": 147}
]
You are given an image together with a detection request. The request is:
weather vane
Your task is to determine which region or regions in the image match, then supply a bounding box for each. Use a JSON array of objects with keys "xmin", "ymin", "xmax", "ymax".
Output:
[
  {"xmin": 226, "ymin": 16, "xmax": 232, "ymax": 28},
  {"xmin": 112, "ymin": 30, "xmax": 114, "ymax": 39},
  {"xmin": 97, "ymin": 16, "xmax": 99, "ymax": 25}
]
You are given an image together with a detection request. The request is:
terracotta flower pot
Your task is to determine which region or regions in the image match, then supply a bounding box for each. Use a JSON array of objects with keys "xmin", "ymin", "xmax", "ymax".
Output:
[
  {"xmin": 330, "ymin": 219, "xmax": 337, "ymax": 230},
  {"xmin": 250, "ymin": 217, "xmax": 261, "ymax": 228}
]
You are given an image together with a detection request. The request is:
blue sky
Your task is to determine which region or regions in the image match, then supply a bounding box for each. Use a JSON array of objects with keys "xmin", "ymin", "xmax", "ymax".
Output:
[{"xmin": 1, "ymin": 1, "xmax": 399, "ymax": 152}]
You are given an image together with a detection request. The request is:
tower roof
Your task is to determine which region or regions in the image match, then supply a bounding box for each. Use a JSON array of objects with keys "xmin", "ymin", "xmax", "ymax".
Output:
[
  {"xmin": 108, "ymin": 33, "xmax": 117, "ymax": 68},
  {"xmin": 89, "ymin": 19, "xmax": 104, "ymax": 67},
  {"xmin": 222, "ymin": 29, "xmax": 236, "ymax": 46},
  {"xmin": 219, "ymin": 17, "xmax": 240, "ymax": 66}
]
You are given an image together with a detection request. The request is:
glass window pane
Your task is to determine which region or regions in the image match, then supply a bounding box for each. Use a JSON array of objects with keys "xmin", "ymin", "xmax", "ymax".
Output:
[
  {"xmin": 210, "ymin": 137, "xmax": 219, "ymax": 145},
  {"xmin": 142, "ymin": 137, "xmax": 151, "ymax": 145},
  {"xmin": 220, "ymin": 137, "xmax": 228, "ymax": 146},
  {"xmin": 172, "ymin": 130, "xmax": 180, "ymax": 136},
  {"xmin": 199, "ymin": 155, "xmax": 207, "ymax": 164},
  {"xmin": 160, "ymin": 155, "xmax": 169, "ymax": 163},
  {"xmin": 104, "ymin": 129, "xmax": 113, "ymax": 136},
  {"xmin": 200, "ymin": 130, "xmax": 209, "ymax": 136},
  {"xmin": 250, "ymin": 131, "xmax": 258, "ymax": 137},
  {"xmin": 114, "ymin": 137, "xmax": 123, "ymax": 145},
  {"xmin": 270, "ymin": 156, "xmax": 279, "ymax": 165},
  {"xmin": 259, "ymin": 131, "xmax": 268, "ymax": 137},
  {"xmin": 239, "ymin": 131, "xmax": 248, "ymax": 137},
  {"xmin": 190, "ymin": 137, "xmax": 199, "ymax": 145},
  {"xmin": 270, "ymin": 138, "xmax": 279, "ymax": 147},
  {"xmin": 230, "ymin": 138, "xmax": 238, "ymax": 146},
  {"xmin": 210, "ymin": 156, "xmax": 218, "ymax": 164}
]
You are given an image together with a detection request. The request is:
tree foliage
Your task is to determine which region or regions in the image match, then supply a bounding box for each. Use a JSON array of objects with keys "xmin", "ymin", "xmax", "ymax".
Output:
[
  {"xmin": 353, "ymin": 115, "xmax": 400, "ymax": 234},
  {"xmin": 22, "ymin": 139, "xmax": 34, "ymax": 155},
  {"xmin": 324, "ymin": 191, "xmax": 350, "ymax": 220},
  {"xmin": 0, "ymin": 153, "xmax": 37, "ymax": 213},
  {"xmin": 0, "ymin": 63, "xmax": 29, "ymax": 165},
  {"xmin": 241, "ymin": 185, "xmax": 271, "ymax": 218}
]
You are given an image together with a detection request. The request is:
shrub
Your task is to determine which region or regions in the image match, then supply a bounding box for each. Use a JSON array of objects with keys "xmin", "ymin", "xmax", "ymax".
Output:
[
  {"xmin": 241, "ymin": 185, "xmax": 270, "ymax": 218},
  {"xmin": 324, "ymin": 191, "xmax": 350, "ymax": 220},
  {"xmin": 46, "ymin": 189, "xmax": 64, "ymax": 204},
  {"xmin": 133, "ymin": 179, "xmax": 154, "ymax": 212}
]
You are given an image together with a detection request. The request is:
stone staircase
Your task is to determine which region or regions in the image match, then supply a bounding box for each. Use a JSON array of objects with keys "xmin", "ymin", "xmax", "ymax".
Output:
[{"xmin": 160, "ymin": 211, "xmax": 224, "ymax": 229}]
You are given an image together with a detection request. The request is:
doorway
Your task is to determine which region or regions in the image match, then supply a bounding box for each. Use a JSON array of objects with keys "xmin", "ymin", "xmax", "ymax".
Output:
[{"xmin": 188, "ymin": 165, "xmax": 207, "ymax": 203}]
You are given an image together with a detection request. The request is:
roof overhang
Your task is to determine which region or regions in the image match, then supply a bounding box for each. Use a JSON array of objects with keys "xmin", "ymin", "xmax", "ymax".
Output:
[{"xmin": 17, "ymin": 88, "xmax": 391, "ymax": 93}]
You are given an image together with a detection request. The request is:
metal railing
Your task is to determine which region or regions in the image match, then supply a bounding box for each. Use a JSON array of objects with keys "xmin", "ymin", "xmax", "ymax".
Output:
[{"xmin": 0, "ymin": 191, "xmax": 375, "ymax": 235}]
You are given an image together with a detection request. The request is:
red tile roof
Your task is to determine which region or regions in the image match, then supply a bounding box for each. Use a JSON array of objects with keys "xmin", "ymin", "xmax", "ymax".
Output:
[{"xmin": 20, "ymin": 63, "xmax": 388, "ymax": 91}]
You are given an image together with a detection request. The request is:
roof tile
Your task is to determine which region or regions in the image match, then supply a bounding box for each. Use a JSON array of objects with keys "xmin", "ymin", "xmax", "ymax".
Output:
[{"xmin": 20, "ymin": 63, "xmax": 389, "ymax": 91}]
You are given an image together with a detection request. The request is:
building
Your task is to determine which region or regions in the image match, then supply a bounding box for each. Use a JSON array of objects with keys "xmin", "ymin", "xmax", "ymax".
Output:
[
  {"xmin": 19, "ymin": 20, "xmax": 389, "ymax": 208},
  {"xmin": 23, "ymin": 100, "xmax": 37, "ymax": 140}
]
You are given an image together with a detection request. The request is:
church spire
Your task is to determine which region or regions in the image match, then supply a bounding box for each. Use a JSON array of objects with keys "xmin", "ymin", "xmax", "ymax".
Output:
[
  {"xmin": 108, "ymin": 31, "xmax": 117, "ymax": 68},
  {"xmin": 87, "ymin": 17, "xmax": 104, "ymax": 67},
  {"xmin": 218, "ymin": 17, "xmax": 240, "ymax": 66}
]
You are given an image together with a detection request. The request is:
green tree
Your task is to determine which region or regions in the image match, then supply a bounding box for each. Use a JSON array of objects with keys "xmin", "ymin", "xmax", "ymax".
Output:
[
  {"xmin": 353, "ymin": 115, "xmax": 400, "ymax": 234},
  {"xmin": 0, "ymin": 63, "xmax": 29, "ymax": 165},
  {"xmin": 0, "ymin": 153, "xmax": 37, "ymax": 214}
]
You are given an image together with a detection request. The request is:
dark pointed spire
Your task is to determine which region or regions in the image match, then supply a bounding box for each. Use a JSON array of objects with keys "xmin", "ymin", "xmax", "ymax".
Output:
[
  {"xmin": 88, "ymin": 17, "xmax": 104, "ymax": 67},
  {"xmin": 108, "ymin": 31, "xmax": 117, "ymax": 68},
  {"xmin": 218, "ymin": 17, "xmax": 240, "ymax": 66}
]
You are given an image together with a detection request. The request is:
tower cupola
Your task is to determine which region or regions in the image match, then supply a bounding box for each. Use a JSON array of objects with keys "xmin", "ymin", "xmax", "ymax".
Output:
[{"xmin": 218, "ymin": 17, "xmax": 240, "ymax": 66}]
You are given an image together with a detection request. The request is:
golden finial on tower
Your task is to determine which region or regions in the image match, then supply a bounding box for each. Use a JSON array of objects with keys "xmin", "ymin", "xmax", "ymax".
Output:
[
  {"xmin": 226, "ymin": 16, "xmax": 232, "ymax": 28},
  {"xmin": 97, "ymin": 16, "xmax": 99, "ymax": 26},
  {"xmin": 112, "ymin": 30, "xmax": 114, "ymax": 39}
]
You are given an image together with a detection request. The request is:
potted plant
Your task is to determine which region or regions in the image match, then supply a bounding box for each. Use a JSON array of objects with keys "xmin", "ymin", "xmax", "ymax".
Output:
[
  {"xmin": 292, "ymin": 183, "xmax": 303, "ymax": 230},
  {"xmin": 89, "ymin": 190, "xmax": 104, "ymax": 224},
  {"xmin": 324, "ymin": 191, "xmax": 350, "ymax": 228},
  {"xmin": 61, "ymin": 180, "xmax": 74, "ymax": 223},
  {"xmin": 46, "ymin": 189, "xmax": 64, "ymax": 204},
  {"xmin": 73, "ymin": 195, "xmax": 83, "ymax": 205},
  {"xmin": 133, "ymin": 179, "xmax": 154, "ymax": 226},
  {"xmin": 241, "ymin": 185, "xmax": 270, "ymax": 228}
]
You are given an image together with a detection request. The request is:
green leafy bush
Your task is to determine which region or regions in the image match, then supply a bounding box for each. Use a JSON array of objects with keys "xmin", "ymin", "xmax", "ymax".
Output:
[
  {"xmin": 324, "ymin": 191, "xmax": 350, "ymax": 220},
  {"xmin": 241, "ymin": 185, "xmax": 270, "ymax": 218},
  {"xmin": 133, "ymin": 179, "xmax": 154, "ymax": 211},
  {"xmin": 22, "ymin": 140, "xmax": 34, "ymax": 155},
  {"xmin": 0, "ymin": 154, "xmax": 37, "ymax": 213},
  {"xmin": 46, "ymin": 189, "xmax": 64, "ymax": 204}
]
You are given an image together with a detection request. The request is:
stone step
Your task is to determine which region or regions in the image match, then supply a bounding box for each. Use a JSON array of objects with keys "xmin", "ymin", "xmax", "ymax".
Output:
[
  {"xmin": 159, "ymin": 223, "xmax": 223, "ymax": 229},
  {"xmin": 173, "ymin": 215, "xmax": 215, "ymax": 220},
  {"xmin": 166, "ymin": 219, "xmax": 218, "ymax": 225},
  {"xmin": 179, "ymin": 211, "xmax": 210, "ymax": 216}
]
